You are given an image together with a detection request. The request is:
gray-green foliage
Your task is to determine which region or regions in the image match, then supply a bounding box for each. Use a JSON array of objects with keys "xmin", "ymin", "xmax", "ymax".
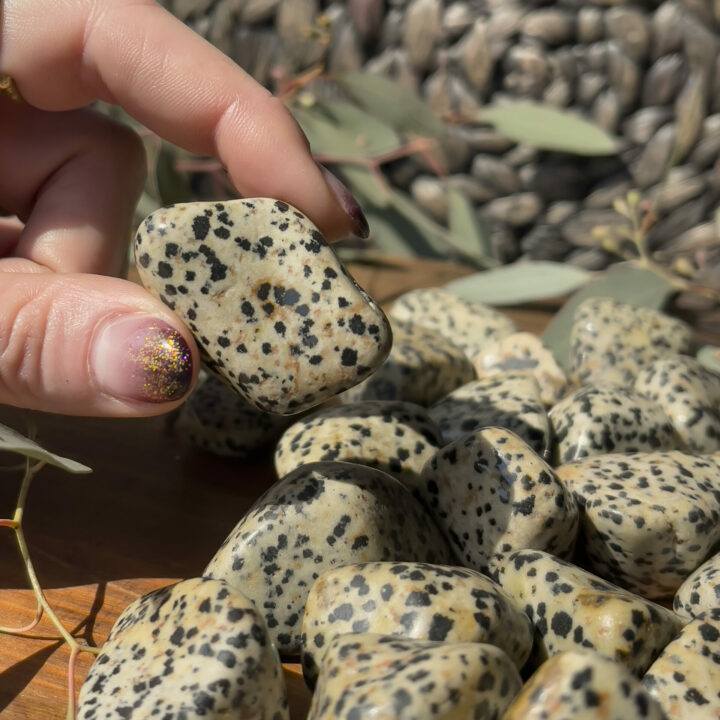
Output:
[{"xmin": 0, "ymin": 422, "xmax": 91, "ymax": 473}]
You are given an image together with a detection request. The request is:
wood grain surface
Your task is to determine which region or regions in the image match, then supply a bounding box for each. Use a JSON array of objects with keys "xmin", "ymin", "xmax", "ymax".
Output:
[{"xmin": 0, "ymin": 257, "xmax": 718, "ymax": 719}]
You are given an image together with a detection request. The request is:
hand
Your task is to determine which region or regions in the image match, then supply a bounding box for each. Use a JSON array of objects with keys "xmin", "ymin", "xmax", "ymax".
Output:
[{"xmin": 0, "ymin": 0, "xmax": 368, "ymax": 417}]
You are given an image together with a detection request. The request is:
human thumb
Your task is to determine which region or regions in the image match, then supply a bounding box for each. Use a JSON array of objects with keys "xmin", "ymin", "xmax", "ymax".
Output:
[{"xmin": 0, "ymin": 270, "xmax": 198, "ymax": 416}]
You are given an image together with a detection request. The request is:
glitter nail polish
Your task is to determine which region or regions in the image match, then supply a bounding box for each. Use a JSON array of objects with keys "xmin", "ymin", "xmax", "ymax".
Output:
[{"xmin": 91, "ymin": 316, "xmax": 193, "ymax": 403}]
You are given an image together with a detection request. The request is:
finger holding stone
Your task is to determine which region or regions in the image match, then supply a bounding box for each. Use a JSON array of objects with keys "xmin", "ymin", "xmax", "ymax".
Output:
[
  {"xmin": 0, "ymin": 98, "xmax": 145, "ymax": 275},
  {"xmin": 0, "ymin": 0, "xmax": 367, "ymax": 241},
  {"xmin": 0, "ymin": 270, "xmax": 198, "ymax": 416}
]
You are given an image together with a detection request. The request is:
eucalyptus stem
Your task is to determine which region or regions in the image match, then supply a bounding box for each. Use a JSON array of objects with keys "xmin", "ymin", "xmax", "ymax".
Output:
[{"xmin": 1, "ymin": 450, "xmax": 99, "ymax": 720}]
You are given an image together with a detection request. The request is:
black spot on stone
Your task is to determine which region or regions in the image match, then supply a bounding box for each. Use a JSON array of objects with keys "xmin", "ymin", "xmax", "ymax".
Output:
[
  {"xmin": 138, "ymin": 253, "xmax": 151, "ymax": 268},
  {"xmin": 157, "ymin": 262, "xmax": 173, "ymax": 278},
  {"xmin": 341, "ymin": 348, "xmax": 358, "ymax": 366},
  {"xmin": 241, "ymin": 301, "xmax": 255, "ymax": 318},
  {"xmin": 218, "ymin": 336, "xmax": 231, "ymax": 348},
  {"xmin": 428, "ymin": 613, "xmax": 453, "ymax": 641},
  {"xmin": 192, "ymin": 215, "xmax": 210, "ymax": 240},
  {"xmin": 550, "ymin": 610, "xmax": 572, "ymax": 638},
  {"xmin": 406, "ymin": 591, "xmax": 432, "ymax": 607}
]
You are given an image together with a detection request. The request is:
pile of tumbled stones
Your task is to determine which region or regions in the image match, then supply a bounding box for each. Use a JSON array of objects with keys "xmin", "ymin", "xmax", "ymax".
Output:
[{"xmin": 78, "ymin": 199, "xmax": 720, "ymax": 719}]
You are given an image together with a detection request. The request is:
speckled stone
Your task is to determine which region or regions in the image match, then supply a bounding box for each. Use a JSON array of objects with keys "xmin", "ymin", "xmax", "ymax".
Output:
[
  {"xmin": 300, "ymin": 562, "xmax": 533, "ymax": 688},
  {"xmin": 635, "ymin": 356, "xmax": 720, "ymax": 455},
  {"xmin": 340, "ymin": 320, "xmax": 476, "ymax": 406},
  {"xmin": 495, "ymin": 550, "xmax": 684, "ymax": 675},
  {"xmin": 273, "ymin": 401, "xmax": 442, "ymax": 487},
  {"xmin": 135, "ymin": 199, "xmax": 392, "ymax": 414},
  {"xmin": 556, "ymin": 452, "xmax": 720, "ymax": 600},
  {"xmin": 418, "ymin": 427, "xmax": 579, "ymax": 576},
  {"xmin": 569, "ymin": 298, "xmax": 693, "ymax": 388},
  {"xmin": 503, "ymin": 650, "xmax": 668, "ymax": 720},
  {"xmin": 176, "ymin": 372, "xmax": 293, "ymax": 457},
  {"xmin": 549, "ymin": 384, "xmax": 679, "ymax": 464},
  {"xmin": 643, "ymin": 608, "xmax": 720, "ymax": 719},
  {"xmin": 307, "ymin": 633, "xmax": 522, "ymax": 720},
  {"xmin": 674, "ymin": 551, "xmax": 720, "ymax": 620},
  {"xmin": 77, "ymin": 577, "xmax": 288, "ymax": 720},
  {"xmin": 388, "ymin": 286, "xmax": 517, "ymax": 360},
  {"xmin": 203, "ymin": 461, "xmax": 455, "ymax": 654},
  {"xmin": 471, "ymin": 331, "xmax": 568, "ymax": 406},
  {"xmin": 429, "ymin": 373, "xmax": 551, "ymax": 458}
]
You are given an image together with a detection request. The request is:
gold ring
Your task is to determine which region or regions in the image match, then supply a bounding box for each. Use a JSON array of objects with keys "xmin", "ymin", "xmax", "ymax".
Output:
[{"xmin": 0, "ymin": 74, "xmax": 22, "ymax": 102}]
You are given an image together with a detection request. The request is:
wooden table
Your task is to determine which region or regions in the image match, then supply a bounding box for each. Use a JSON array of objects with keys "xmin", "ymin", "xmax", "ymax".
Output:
[{"xmin": 0, "ymin": 258, "xmax": 718, "ymax": 719}]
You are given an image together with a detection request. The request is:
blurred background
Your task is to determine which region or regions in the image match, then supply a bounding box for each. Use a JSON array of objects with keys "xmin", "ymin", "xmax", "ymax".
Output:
[{"xmin": 110, "ymin": 0, "xmax": 720, "ymax": 308}]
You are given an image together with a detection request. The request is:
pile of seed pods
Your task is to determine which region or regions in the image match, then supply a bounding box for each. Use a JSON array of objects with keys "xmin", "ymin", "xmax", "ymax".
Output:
[{"xmin": 79, "ymin": 200, "xmax": 720, "ymax": 720}]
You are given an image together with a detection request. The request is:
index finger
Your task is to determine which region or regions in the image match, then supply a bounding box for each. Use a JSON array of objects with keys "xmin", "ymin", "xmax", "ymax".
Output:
[{"xmin": 0, "ymin": 0, "xmax": 367, "ymax": 241}]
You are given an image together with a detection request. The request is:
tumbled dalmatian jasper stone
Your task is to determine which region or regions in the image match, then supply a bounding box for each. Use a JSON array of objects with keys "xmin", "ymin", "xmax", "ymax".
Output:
[
  {"xmin": 418, "ymin": 427, "xmax": 578, "ymax": 576},
  {"xmin": 388, "ymin": 286, "xmax": 517, "ymax": 360},
  {"xmin": 472, "ymin": 332, "xmax": 568, "ymax": 406},
  {"xmin": 428, "ymin": 373, "xmax": 552, "ymax": 458},
  {"xmin": 549, "ymin": 384, "xmax": 678, "ymax": 464},
  {"xmin": 307, "ymin": 633, "xmax": 522, "ymax": 720},
  {"xmin": 135, "ymin": 199, "xmax": 392, "ymax": 414},
  {"xmin": 569, "ymin": 297, "xmax": 693, "ymax": 388},
  {"xmin": 300, "ymin": 562, "xmax": 533, "ymax": 688},
  {"xmin": 273, "ymin": 401, "xmax": 442, "ymax": 487},
  {"xmin": 496, "ymin": 550, "xmax": 684, "ymax": 676},
  {"xmin": 177, "ymin": 372, "xmax": 293, "ymax": 457},
  {"xmin": 340, "ymin": 320, "xmax": 476, "ymax": 406},
  {"xmin": 635, "ymin": 356, "xmax": 720, "ymax": 455},
  {"xmin": 77, "ymin": 577, "xmax": 288, "ymax": 720},
  {"xmin": 502, "ymin": 650, "xmax": 668, "ymax": 720},
  {"xmin": 674, "ymin": 551, "xmax": 720, "ymax": 620},
  {"xmin": 556, "ymin": 452, "xmax": 720, "ymax": 600},
  {"xmin": 204, "ymin": 461, "xmax": 455, "ymax": 654},
  {"xmin": 643, "ymin": 608, "xmax": 720, "ymax": 719}
]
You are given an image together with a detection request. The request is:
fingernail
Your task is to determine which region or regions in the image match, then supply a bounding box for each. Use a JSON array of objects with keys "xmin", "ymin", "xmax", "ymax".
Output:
[
  {"xmin": 317, "ymin": 163, "xmax": 370, "ymax": 239},
  {"xmin": 91, "ymin": 315, "xmax": 193, "ymax": 403}
]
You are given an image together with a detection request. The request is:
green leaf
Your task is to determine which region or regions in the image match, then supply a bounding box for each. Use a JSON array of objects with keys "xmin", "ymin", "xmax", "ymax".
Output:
[
  {"xmin": 363, "ymin": 208, "xmax": 418, "ymax": 258},
  {"xmin": 447, "ymin": 187, "xmax": 497, "ymax": 265},
  {"xmin": 476, "ymin": 103, "xmax": 618, "ymax": 156},
  {"xmin": 335, "ymin": 72, "xmax": 446, "ymax": 138},
  {"xmin": 0, "ymin": 423, "xmax": 92, "ymax": 473},
  {"xmin": 445, "ymin": 262, "xmax": 591, "ymax": 306},
  {"xmin": 335, "ymin": 164, "xmax": 388, "ymax": 206},
  {"xmin": 156, "ymin": 146, "xmax": 192, "ymax": 207},
  {"xmin": 697, "ymin": 345, "xmax": 720, "ymax": 376},
  {"xmin": 293, "ymin": 103, "xmax": 400, "ymax": 159},
  {"xmin": 541, "ymin": 264, "xmax": 675, "ymax": 371},
  {"xmin": 321, "ymin": 101, "xmax": 401, "ymax": 156}
]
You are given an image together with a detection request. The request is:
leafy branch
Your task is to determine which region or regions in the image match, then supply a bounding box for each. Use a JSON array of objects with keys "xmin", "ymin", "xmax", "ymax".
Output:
[{"xmin": 0, "ymin": 418, "xmax": 93, "ymax": 720}]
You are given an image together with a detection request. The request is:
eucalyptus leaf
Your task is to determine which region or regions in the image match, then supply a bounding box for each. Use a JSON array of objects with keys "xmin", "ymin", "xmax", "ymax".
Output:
[
  {"xmin": 365, "ymin": 202, "xmax": 446, "ymax": 259},
  {"xmin": 336, "ymin": 72, "xmax": 446, "ymax": 138},
  {"xmin": 364, "ymin": 208, "xmax": 418, "ymax": 258},
  {"xmin": 156, "ymin": 147, "xmax": 192, "ymax": 207},
  {"xmin": 447, "ymin": 187, "xmax": 497, "ymax": 266},
  {"xmin": 445, "ymin": 262, "xmax": 591, "ymax": 306},
  {"xmin": 321, "ymin": 101, "xmax": 402, "ymax": 156},
  {"xmin": 293, "ymin": 103, "xmax": 401, "ymax": 159},
  {"xmin": 541, "ymin": 264, "xmax": 675, "ymax": 370},
  {"xmin": 0, "ymin": 423, "xmax": 92, "ymax": 473},
  {"xmin": 293, "ymin": 107, "xmax": 370, "ymax": 158},
  {"xmin": 476, "ymin": 103, "xmax": 618, "ymax": 156},
  {"xmin": 697, "ymin": 345, "xmax": 720, "ymax": 376},
  {"xmin": 336, "ymin": 164, "xmax": 388, "ymax": 206}
]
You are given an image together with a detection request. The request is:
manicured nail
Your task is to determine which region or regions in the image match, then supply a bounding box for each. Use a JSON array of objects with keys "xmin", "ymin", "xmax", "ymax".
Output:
[
  {"xmin": 317, "ymin": 163, "xmax": 370, "ymax": 239},
  {"xmin": 91, "ymin": 315, "xmax": 193, "ymax": 403}
]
